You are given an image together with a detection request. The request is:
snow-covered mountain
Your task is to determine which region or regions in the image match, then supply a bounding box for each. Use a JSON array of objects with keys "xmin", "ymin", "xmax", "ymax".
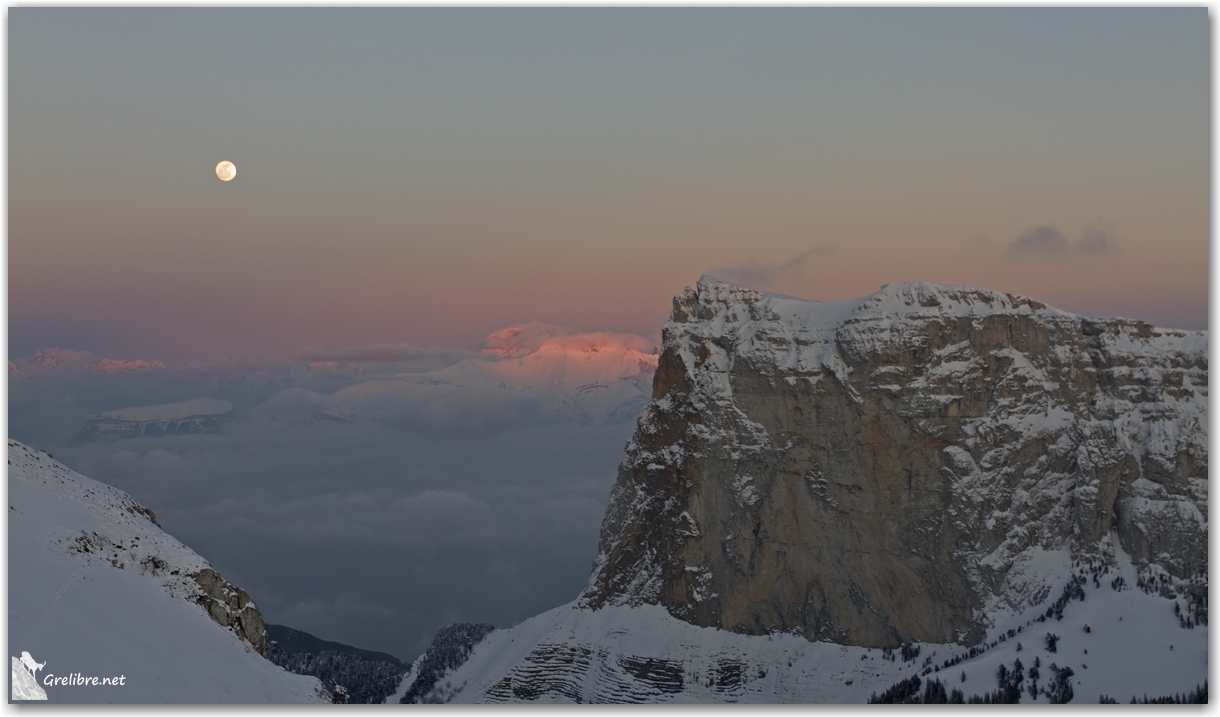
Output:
[
  {"xmin": 251, "ymin": 325, "xmax": 658, "ymax": 430},
  {"xmin": 73, "ymin": 398, "xmax": 235, "ymax": 442},
  {"xmin": 399, "ymin": 276, "xmax": 1207, "ymax": 703},
  {"xmin": 7, "ymin": 440, "xmax": 331, "ymax": 703}
]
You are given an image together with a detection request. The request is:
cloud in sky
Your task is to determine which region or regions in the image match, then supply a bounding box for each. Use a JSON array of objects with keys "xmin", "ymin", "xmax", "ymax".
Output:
[
  {"xmin": 1006, "ymin": 224, "xmax": 1114, "ymax": 258},
  {"xmin": 710, "ymin": 245, "xmax": 837, "ymax": 290},
  {"xmin": 1007, "ymin": 225, "xmax": 1069, "ymax": 256},
  {"xmin": 1077, "ymin": 227, "xmax": 1112, "ymax": 255}
]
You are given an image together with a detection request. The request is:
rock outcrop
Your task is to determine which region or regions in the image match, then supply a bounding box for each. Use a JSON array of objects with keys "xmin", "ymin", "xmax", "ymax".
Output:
[
  {"xmin": 581, "ymin": 277, "xmax": 1207, "ymax": 648},
  {"xmin": 191, "ymin": 568, "xmax": 269, "ymax": 657}
]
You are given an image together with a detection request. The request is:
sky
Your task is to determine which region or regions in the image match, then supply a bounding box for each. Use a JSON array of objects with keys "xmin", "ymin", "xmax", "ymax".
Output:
[
  {"xmin": 9, "ymin": 8, "xmax": 1208, "ymax": 363},
  {"xmin": 6, "ymin": 8, "xmax": 1211, "ymax": 664}
]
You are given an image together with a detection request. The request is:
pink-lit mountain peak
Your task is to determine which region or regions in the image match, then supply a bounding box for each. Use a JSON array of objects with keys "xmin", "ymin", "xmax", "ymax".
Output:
[
  {"xmin": 436, "ymin": 323, "xmax": 660, "ymax": 389},
  {"xmin": 482, "ymin": 324, "xmax": 655, "ymax": 358},
  {"xmin": 10, "ymin": 349, "xmax": 167, "ymax": 375}
]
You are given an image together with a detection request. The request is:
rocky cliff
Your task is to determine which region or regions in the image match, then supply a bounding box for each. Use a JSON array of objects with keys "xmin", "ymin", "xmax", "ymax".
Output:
[
  {"xmin": 581, "ymin": 277, "xmax": 1207, "ymax": 648},
  {"xmin": 191, "ymin": 568, "xmax": 269, "ymax": 656}
]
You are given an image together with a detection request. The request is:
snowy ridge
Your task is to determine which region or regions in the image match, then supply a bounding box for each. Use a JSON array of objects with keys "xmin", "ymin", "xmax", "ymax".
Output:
[
  {"xmin": 8, "ymin": 440, "xmax": 329, "ymax": 703},
  {"xmin": 684, "ymin": 275, "xmax": 1201, "ymax": 375},
  {"xmin": 424, "ymin": 542, "xmax": 1206, "ymax": 703}
]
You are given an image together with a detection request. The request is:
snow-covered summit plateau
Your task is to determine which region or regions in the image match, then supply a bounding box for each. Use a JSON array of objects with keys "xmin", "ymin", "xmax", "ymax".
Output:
[
  {"xmin": 402, "ymin": 276, "xmax": 1207, "ymax": 703},
  {"xmin": 73, "ymin": 398, "xmax": 235, "ymax": 442},
  {"xmin": 8, "ymin": 440, "xmax": 330, "ymax": 703}
]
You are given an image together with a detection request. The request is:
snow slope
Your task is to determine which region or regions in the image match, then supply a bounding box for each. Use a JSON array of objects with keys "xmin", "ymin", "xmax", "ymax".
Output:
[
  {"xmin": 404, "ymin": 544, "xmax": 1205, "ymax": 703},
  {"xmin": 7, "ymin": 440, "xmax": 329, "ymax": 703}
]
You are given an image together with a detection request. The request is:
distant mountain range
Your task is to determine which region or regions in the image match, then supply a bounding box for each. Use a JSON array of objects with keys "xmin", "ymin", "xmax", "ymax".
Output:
[{"xmin": 68, "ymin": 326, "xmax": 659, "ymax": 442}]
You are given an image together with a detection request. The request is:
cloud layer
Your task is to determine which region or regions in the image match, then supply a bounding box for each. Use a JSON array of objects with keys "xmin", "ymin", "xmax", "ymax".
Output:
[{"xmin": 8, "ymin": 326, "xmax": 656, "ymax": 662}]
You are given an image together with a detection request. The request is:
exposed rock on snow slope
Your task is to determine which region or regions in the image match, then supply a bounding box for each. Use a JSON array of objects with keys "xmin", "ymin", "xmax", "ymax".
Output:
[
  {"xmin": 7, "ymin": 440, "xmax": 329, "ymax": 703},
  {"xmin": 73, "ymin": 398, "xmax": 234, "ymax": 442},
  {"xmin": 412, "ymin": 277, "xmax": 1206, "ymax": 703},
  {"xmin": 584, "ymin": 277, "xmax": 1206, "ymax": 647}
]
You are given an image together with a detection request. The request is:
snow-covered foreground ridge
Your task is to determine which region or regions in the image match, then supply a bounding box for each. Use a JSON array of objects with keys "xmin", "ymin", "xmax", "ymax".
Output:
[
  {"xmin": 8, "ymin": 440, "xmax": 330, "ymax": 703},
  {"xmin": 401, "ymin": 553, "xmax": 1207, "ymax": 704},
  {"xmin": 404, "ymin": 277, "xmax": 1207, "ymax": 703}
]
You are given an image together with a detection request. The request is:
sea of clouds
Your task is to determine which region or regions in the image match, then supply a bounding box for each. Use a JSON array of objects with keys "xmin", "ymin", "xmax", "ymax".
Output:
[{"xmin": 8, "ymin": 327, "xmax": 655, "ymax": 662}]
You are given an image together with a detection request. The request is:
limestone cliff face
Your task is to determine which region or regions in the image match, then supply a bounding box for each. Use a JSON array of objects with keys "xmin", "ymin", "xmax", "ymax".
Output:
[
  {"xmin": 581, "ymin": 277, "xmax": 1207, "ymax": 647},
  {"xmin": 192, "ymin": 568, "xmax": 269, "ymax": 657}
]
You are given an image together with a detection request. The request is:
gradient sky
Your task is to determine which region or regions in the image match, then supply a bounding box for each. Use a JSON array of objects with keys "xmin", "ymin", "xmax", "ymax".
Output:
[{"xmin": 10, "ymin": 8, "xmax": 1208, "ymax": 362}]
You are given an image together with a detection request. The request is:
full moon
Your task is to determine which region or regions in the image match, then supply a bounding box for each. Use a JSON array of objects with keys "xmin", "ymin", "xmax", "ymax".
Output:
[{"xmin": 215, "ymin": 161, "xmax": 236, "ymax": 182}]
